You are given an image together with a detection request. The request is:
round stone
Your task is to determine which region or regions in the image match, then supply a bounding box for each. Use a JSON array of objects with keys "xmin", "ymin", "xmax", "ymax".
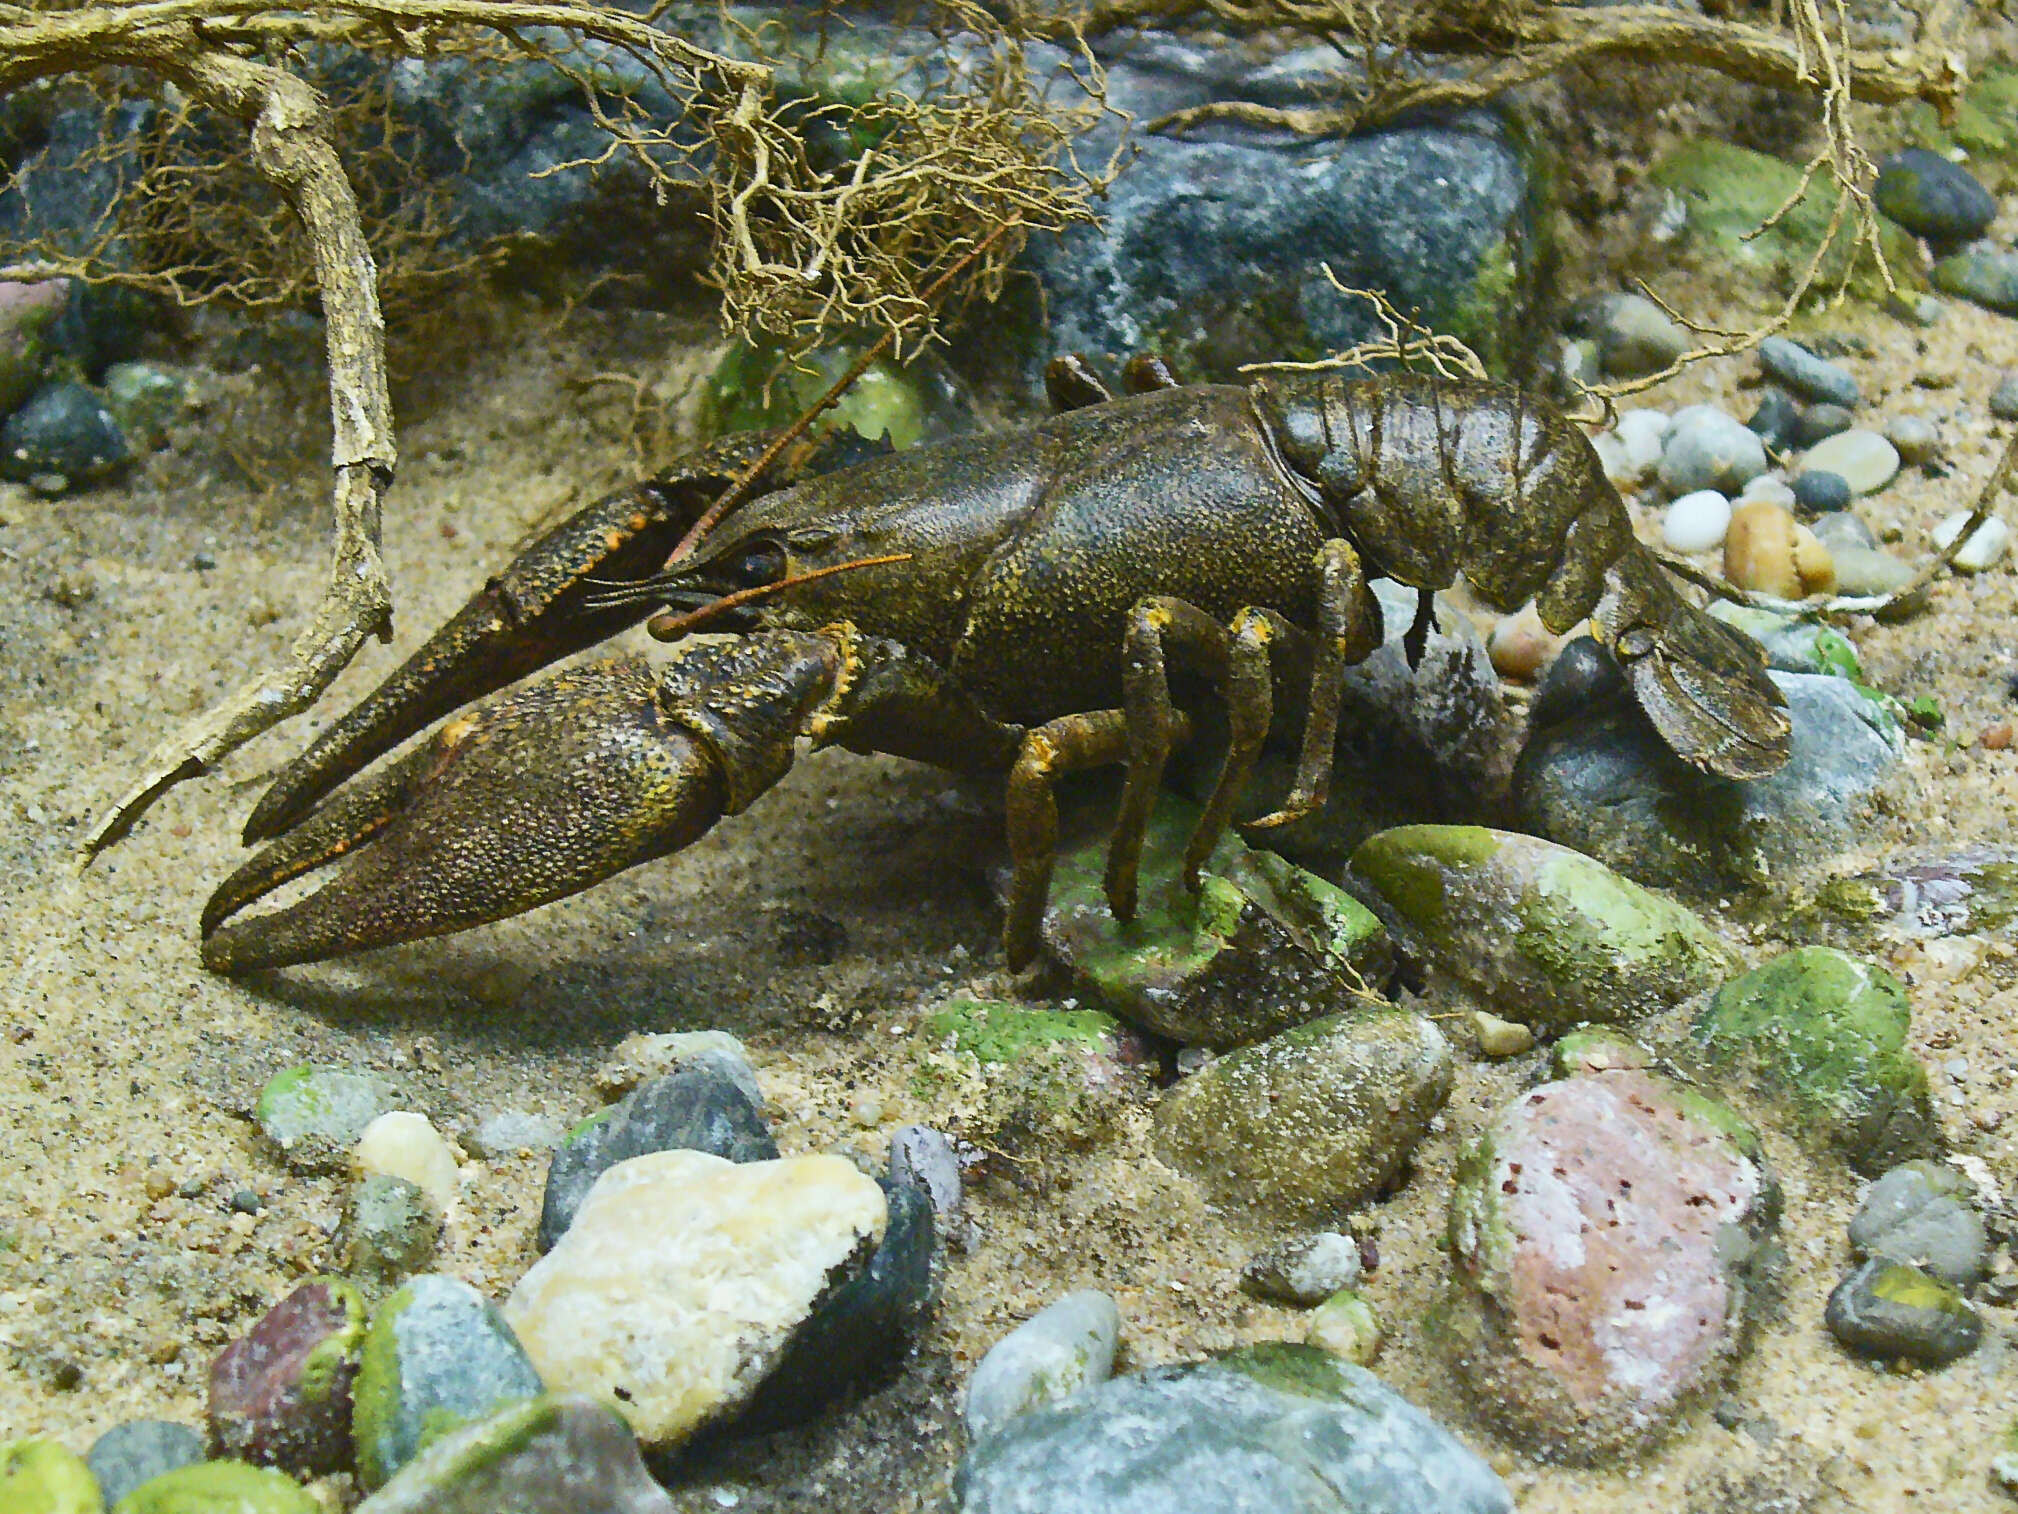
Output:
[
  {"xmin": 1790, "ymin": 469, "xmax": 1852, "ymax": 516},
  {"xmin": 1746, "ymin": 388, "xmax": 1801, "ymax": 452},
  {"xmin": 1825, "ymin": 1258, "xmax": 1982, "ymax": 1365},
  {"xmin": 110, "ymin": 1461, "xmax": 320, "ymax": 1512},
  {"xmin": 1930, "ymin": 247, "xmax": 2018, "ymax": 314},
  {"xmin": 1, "ymin": 1440, "xmax": 102, "ymax": 1513},
  {"xmin": 1530, "ymin": 636, "xmax": 1627, "ymax": 730},
  {"xmin": 1931, "ymin": 511, "xmax": 2010, "ymax": 572},
  {"xmin": 343, "ymin": 1175, "xmax": 443, "ymax": 1283},
  {"xmin": 1597, "ymin": 294, "xmax": 1691, "ymax": 379},
  {"xmin": 1800, "ymin": 429, "xmax": 1900, "ymax": 495},
  {"xmin": 1487, "ymin": 604, "xmax": 1553, "ymax": 680},
  {"xmin": 1239, "ymin": 1232, "xmax": 1365, "ymax": 1307},
  {"xmin": 254, "ymin": 1066, "xmax": 401, "ymax": 1175},
  {"xmin": 0, "ymin": 380, "xmax": 129, "ymax": 487},
  {"xmin": 1471, "ymin": 1010, "xmax": 1535, "ymax": 1058},
  {"xmin": 966, "ymin": 1291, "xmax": 1121, "ymax": 1443},
  {"xmin": 208, "ymin": 1278, "xmax": 367, "ymax": 1478},
  {"xmin": 85, "ymin": 1421, "xmax": 205, "ymax": 1507},
  {"xmin": 1848, "ymin": 1160, "xmax": 1989, "ymax": 1287},
  {"xmin": 1830, "ymin": 546, "xmax": 1915, "ymax": 598},
  {"xmin": 1874, "ymin": 148, "xmax": 1996, "ymax": 244},
  {"xmin": 1883, "ymin": 414, "xmax": 1941, "ymax": 465},
  {"xmin": 1304, "ymin": 1290, "xmax": 1382, "ymax": 1365},
  {"xmin": 1758, "ymin": 336, "xmax": 1859, "ymax": 408},
  {"xmin": 1724, "ymin": 500, "xmax": 1836, "ymax": 599},
  {"xmin": 353, "ymin": 1111, "xmax": 459, "ymax": 1218},
  {"xmin": 1660, "ymin": 489, "xmax": 1732, "ymax": 553},
  {"xmin": 1659, "ymin": 406, "xmax": 1768, "ymax": 496},
  {"xmin": 1991, "ymin": 372, "xmax": 2018, "ymax": 421}
]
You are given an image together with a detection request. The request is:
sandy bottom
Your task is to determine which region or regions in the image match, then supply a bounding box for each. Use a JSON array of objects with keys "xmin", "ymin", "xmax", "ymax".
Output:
[{"xmin": 2, "ymin": 275, "xmax": 2015, "ymax": 1513}]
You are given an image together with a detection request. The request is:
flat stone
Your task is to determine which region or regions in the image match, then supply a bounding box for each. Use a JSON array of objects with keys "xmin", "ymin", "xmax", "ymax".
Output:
[
  {"xmin": 1884, "ymin": 414, "xmax": 1942, "ymax": 465},
  {"xmin": 1041, "ymin": 794, "xmax": 1391, "ymax": 1048},
  {"xmin": 1240, "ymin": 1232, "xmax": 1364, "ymax": 1307},
  {"xmin": 539, "ymin": 1062, "xmax": 777, "ymax": 1250},
  {"xmin": 209, "ymin": 1278, "xmax": 366, "ymax": 1478},
  {"xmin": 86, "ymin": 1423, "xmax": 204, "ymax": 1509},
  {"xmin": 1153, "ymin": 1011, "xmax": 1451, "ymax": 1220},
  {"xmin": 1691, "ymin": 947, "xmax": 1937, "ymax": 1176},
  {"xmin": 1931, "ymin": 246, "xmax": 2018, "ymax": 314},
  {"xmin": 888, "ymin": 1124, "xmax": 963, "ymax": 1221},
  {"xmin": 1931, "ymin": 510, "xmax": 2011, "ymax": 571},
  {"xmin": 1550, "ymin": 1027, "xmax": 1651, "ymax": 1077},
  {"xmin": 1759, "ymin": 336, "xmax": 1859, "ymax": 408},
  {"xmin": 958, "ymin": 1346, "xmax": 1513, "ymax": 1514},
  {"xmin": 1825, "ymin": 1258, "xmax": 1982, "ymax": 1366},
  {"xmin": 1991, "ymin": 372, "xmax": 2018, "ymax": 420},
  {"xmin": 252, "ymin": 1066, "xmax": 400, "ymax": 1174},
  {"xmin": 352, "ymin": 1396, "xmax": 674, "ymax": 1514},
  {"xmin": 1830, "ymin": 545, "xmax": 1916, "ymax": 599},
  {"xmin": 1801, "ymin": 429, "xmax": 1899, "ymax": 495},
  {"xmin": 1439, "ymin": 1069, "xmax": 1777, "ymax": 1459},
  {"xmin": 352, "ymin": 1274, "xmax": 545, "ymax": 1490},
  {"xmin": 1875, "ymin": 149, "xmax": 1997, "ymax": 244},
  {"xmin": 1848, "ymin": 1160, "xmax": 1988, "ymax": 1287},
  {"xmin": 921, "ymin": 998, "xmax": 1153, "ymax": 1150},
  {"xmin": 1350, "ymin": 825, "xmax": 1727, "ymax": 1031},
  {"xmin": 1794, "ymin": 403, "xmax": 1854, "ymax": 448},
  {"xmin": 593, "ymin": 1031, "xmax": 763, "ymax": 1109},
  {"xmin": 966, "ymin": 1291, "xmax": 1121, "ymax": 1443},
  {"xmin": 467, "ymin": 1110, "xmax": 562, "ymax": 1159},
  {"xmin": 505, "ymin": 1151, "xmax": 889, "ymax": 1451}
]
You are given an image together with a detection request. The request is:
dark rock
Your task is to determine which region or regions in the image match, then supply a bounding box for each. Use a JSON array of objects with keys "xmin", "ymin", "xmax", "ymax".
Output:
[
  {"xmin": 538, "ymin": 1063, "xmax": 778, "ymax": 1250},
  {"xmin": 208, "ymin": 1278, "xmax": 367, "ymax": 1478},
  {"xmin": 85, "ymin": 1421, "xmax": 205, "ymax": 1507},
  {"xmin": 887, "ymin": 1124, "xmax": 963, "ymax": 1221},
  {"xmin": 957, "ymin": 1345, "xmax": 1514, "ymax": 1514},
  {"xmin": 1874, "ymin": 149, "xmax": 1997, "ymax": 246},
  {"xmin": 1759, "ymin": 336, "xmax": 1859, "ymax": 408},
  {"xmin": 0, "ymin": 381, "xmax": 128, "ymax": 487},
  {"xmin": 1746, "ymin": 387, "xmax": 1802, "ymax": 452},
  {"xmin": 1825, "ymin": 1258, "xmax": 1982, "ymax": 1365},
  {"xmin": 1790, "ymin": 469, "xmax": 1852, "ymax": 516},
  {"xmin": 1931, "ymin": 246, "xmax": 2018, "ymax": 315},
  {"xmin": 1530, "ymin": 635, "xmax": 1628, "ymax": 730},
  {"xmin": 1794, "ymin": 402, "xmax": 1855, "ymax": 448}
]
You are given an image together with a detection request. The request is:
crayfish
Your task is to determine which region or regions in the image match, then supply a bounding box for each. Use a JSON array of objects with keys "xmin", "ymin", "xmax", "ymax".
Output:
[{"xmin": 199, "ymin": 358, "xmax": 1791, "ymax": 973}]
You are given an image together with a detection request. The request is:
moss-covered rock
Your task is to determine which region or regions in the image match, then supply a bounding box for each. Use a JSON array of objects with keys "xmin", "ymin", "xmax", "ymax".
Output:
[
  {"xmin": 1690, "ymin": 947, "xmax": 1937, "ymax": 1175},
  {"xmin": 700, "ymin": 338, "xmax": 965, "ymax": 453},
  {"xmin": 0, "ymin": 1440, "xmax": 101, "ymax": 1514},
  {"xmin": 1650, "ymin": 139, "xmax": 1917, "ymax": 303},
  {"xmin": 1044, "ymin": 796, "xmax": 1392, "ymax": 1048},
  {"xmin": 1904, "ymin": 68, "xmax": 2018, "ymax": 191},
  {"xmin": 1153, "ymin": 1010, "xmax": 1451, "ymax": 1220},
  {"xmin": 111, "ymin": 1461, "xmax": 318, "ymax": 1514},
  {"xmin": 916, "ymin": 998, "xmax": 1149, "ymax": 1153},
  {"xmin": 1350, "ymin": 825, "xmax": 1727, "ymax": 1032}
]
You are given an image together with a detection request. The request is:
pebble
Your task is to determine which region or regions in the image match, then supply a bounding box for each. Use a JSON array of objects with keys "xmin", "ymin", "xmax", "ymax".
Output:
[
  {"xmin": 1794, "ymin": 402, "xmax": 1855, "ymax": 447},
  {"xmin": 1825, "ymin": 1258, "xmax": 1982, "ymax": 1366},
  {"xmin": 1660, "ymin": 489, "xmax": 1731, "ymax": 553},
  {"xmin": 352, "ymin": 1274, "xmax": 545, "ymax": 1490},
  {"xmin": 1470, "ymin": 1010, "xmax": 1535, "ymax": 1057},
  {"xmin": 1597, "ymin": 294, "xmax": 1691, "ymax": 379},
  {"xmin": 0, "ymin": 279, "xmax": 66, "ymax": 414},
  {"xmin": 101, "ymin": 362, "xmax": 184, "ymax": 452},
  {"xmin": 1659, "ymin": 405, "xmax": 1768, "ymax": 496},
  {"xmin": 253, "ymin": 1066, "xmax": 401, "ymax": 1174},
  {"xmin": 0, "ymin": 1439, "xmax": 100, "ymax": 1512},
  {"xmin": 1351, "ymin": 825, "xmax": 1728, "ymax": 1031},
  {"xmin": 354, "ymin": 1112, "xmax": 459, "ymax": 1218},
  {"xmin": 1551, "ymin": 1027, "xmax": 1651, "ymax": 1077},
  {"xmin": 1153, "ymin": 1011, "xmax": 1452, "ymax": 1219},
  {"xmin": 966, "ymin": 1291, "xmax": 1122, "ymax": 1443},
  {"xmin": 1439, "ymin": 1069, "xmax": 1776, "ymax": 1458},
  {"xmin": 958, "ymin": 1347, "xmax": 1514, "ymax": 1514},
  {"xmin": 1705, "ymin": 603, "xmax": 1860, "ymax": 678},
  {"xmin": 1801, "ymin": 428, "xmax": 1900, "ymax": 495},
  {"xmin": 1829, "ymin": 545, "xmax": 1916, "ymax": 599},
  {"xmin": 85, "ymin": 1421, "xmax": 205, "ymax": 1507},
  {"xmin": 1615, "ymin": 408, "xmax": 1671, "ymax": 471},
  {"xmin": 1884, "ymin": 414, "xmax": 1942, "ymax": 465},
  {"xmin": 888, "ymin": 1124, "xmax": 963, "ymax": 1221},
  {"xmin": 112, "ymin": 1461, "xmax": 320, "ymax": 1512},
  {"xmin": 1304, "ymin": 1290, "xmax": 1382, "ymax": 1365},
  {"xmin": 505, "ymin": 1151, "xmax": 891, "ymax": 1451},
  {"xmin": 538, "ymin": 1062, "xmax": 778, "ymax": 1251},
  {"xmin": 592, "ymin": 1030, "xmax": 763, "ymax": 1110},
  {"xmin": 1692, "ymin": 947, "xmax": 1937, "ymax": 1176},
  {"xmin": 1724, "ymin": 500, "xmax": 1836, "ymax": 598},
  {"xmin": 1848, "ymin": 1160, "xmax": 1989, "ymax": 1288},
  {"xmin": 1931, "ymin": 510, "xmax": 2011, "ymax": 571},
  {"xmin": 1530, "ymin": 636, "xmax": 1627, "ymax": 730},
  {"xmin": 1809, "ymin": 510, "xmax": 1876, "ymax": 553},
  {"xmin": 1759, "ymin": 336, "xmax": 1859, "ymax": 408},
  {"xmin": 1746, "ymin": 388, "xmax": 1801, "ymax": 453},
  {"xmin": 1790, "ymin": 469, "xmax": 1852, "ymax": 516},
  {"xmin": 1991, "ymin": 372, "xmax": 2018, "ymax": 421},
  {"xmin": 1239, "ymin": 1232, "xmax": 1365, "ymax": 1307},
  {"xmin": 343, "ymin": 1175, "xmax": 443, "ymax": 1284},
  {"xmin": 467, "ymin": 1110, "xmax": 562, "ymax": 1159},
  {"xmin": 209, "ymin": 1278, "xmax": 367, "ymax": 1477},
  {"xmin": 1487, "ymin": 603, "xmax": 1553, "ymax": 680},
  {"xmin": 1873, "ymin": 148, "xmax": 1997, "ymax": 245},
  {"xmin": 352, "ymin": 1396, "xmax": 675, "ymax": 1514},
  {"xmin": 0, "ymin": 380, "xmax": 129, "ymax": 487},
  {"xmin": 1738, "ymin": 473, "xmax": 1797, "ymax": 510},
  {"xmin": 1930, "ymin": 246, "xmax": 2018, "ymax": 315}
]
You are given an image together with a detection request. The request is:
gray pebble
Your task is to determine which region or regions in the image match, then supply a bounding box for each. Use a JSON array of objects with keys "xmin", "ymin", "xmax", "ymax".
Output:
[
  {"xmin": 254, "ymin": 1065, "xmax": 401, "ymax": 1174},
  {"xmin": 1825, "ymin": 1257, "xmax": 1981, "ymax": 1365},
  {"xmin": 966, "ymin": 1290, "xmax": 1121, "ymax": 1443},
  {"xmin": 1931, "ymin": 247, "xmax": 2018, "ymax": 315},
  {"xmin": 888, "ymin": 1124, "xmax": 963, "ymax": 1221},
  {"xmin": 1791, "ymin": 470, "xmax": 1852, "ymax": 516},
  {"xmin": 1883, "ymin": 415, "xmax": 1942, "ymax": 466},
  {"xmin": 468, "ymin": 1110, "xmax": 563, "ymax": 1159},
  {"xmin": 1847, "ymin": 1160, "xmax": 1988, "ymax": 1288},
  {"xmin": 1659, "ymin": 406, "xmax": 1767, "ymax": 496},
  {"xmin": 1747, "ymin": 388, "xmax": 1801, "ymax": 453},
  {"xmin": 1597, "ymin": 294, "xmax": 1691, "ymax": 380},
  {"xmin": 1795, "ymin": 403, "xmax": 1855, "ymax": 448},
  {"xmin": 1809, "ymin": 510, "xmax": 1878, "ymax": 554},
  {"xmin": 1874, "ymin": 149, "xmax": 1996, "ymax": 246},
  {"xmin": 1830, "ymin": 545, "xmax": 1917, "ymax": 599},
  {"xmin": 1531, "ymin": 636, "xmax": 1628, "ymax": 730},
  {"xmin": 1239, "ymin": 1231, "xmax": 1364, "ymax": 1307},
  {"xmin": 86, "ymin": 1420, "xmax": 205, "ymax": 1507},
  {"xmin": 1759, "ymin": 337, "xmax": 1859, "ymax": 409},
  {"xmin": 1990, "ymin": 372, "xmax": 2018, "ymax": 421},
  {"xmin": 344, "ymin": 1174, "xmax": 444, "ymax": 1283}
]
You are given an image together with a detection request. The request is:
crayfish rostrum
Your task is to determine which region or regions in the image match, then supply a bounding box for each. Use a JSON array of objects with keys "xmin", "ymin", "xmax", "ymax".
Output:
[{"xmin": 200, "ymin": 358, "xmax": 1791, "ymax": 973}]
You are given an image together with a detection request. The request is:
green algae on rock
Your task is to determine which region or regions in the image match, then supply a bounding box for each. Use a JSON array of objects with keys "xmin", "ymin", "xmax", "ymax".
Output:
[
  {"xmin": 917, "ymin": 998, "xmax": 1151, "ymax": 1152},
  {"xmin": 1551, "ymin": 1026, "xmax": 1652, "ymax": 1078},
  {"xmin": 1351, "ymin": 825, "xmax": 1726, "ymax": 1032},
  {"xmin": 1689, "ymin": 947, "xmax": 1937, "ymax": 1176},
  {"xmin": 1042, "ymin": 796, "xmax": 1392, "ymax": 1048},
  {"xmin": 1153, "ymin": 1011, "xmax": 1451, "ymax": 1221},
  {"xmin": 111, "ymin": 1461, "xmax": 319, "ymax": 1514},
  {"xmin": 252, "ymin": 1066, "xmax": 401, "ymax": 1175},
  {"xmin": 1825, "ymin": 1258, "xmax": 1983, "ymax": 1366},
  {"xmin": 0, "ymin": 1439, "xmax": 101, "ymax": 1514}
]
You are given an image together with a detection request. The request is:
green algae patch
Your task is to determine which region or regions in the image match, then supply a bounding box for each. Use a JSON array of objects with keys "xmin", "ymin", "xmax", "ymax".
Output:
[
  {"xmin": 112, "ymin": 1461, "xmax": 317, "ymax": 1514},
  {"xmin": 1212, "ymin": 1342, "xmax": 1357, "ymax": 1402},
  {"xmin": 1352, "ymin": 825, "xmax": 1727, "ymax": 1032},
  {"xmin": 701, "ymin": 339, "xmax": 957, "ymax": 452},
  {"xmin": 1651, "ymin": 139, "xmax": 1917, "ymax": 302},
  {"xmin": 1691, "ymin": 946, "xmax": 1936, "ymax": 1175},
  {"xmin": 0, "ymin": 1440, "xmax": 101, "ymax": 1514},
  {"xmin": 1044, "ymin": 796, "xmax": 1392, "ymax": 1048},
  {"xmin": 922, "ymin": 1000, "xmax": 1120, "ymax": 1064}
]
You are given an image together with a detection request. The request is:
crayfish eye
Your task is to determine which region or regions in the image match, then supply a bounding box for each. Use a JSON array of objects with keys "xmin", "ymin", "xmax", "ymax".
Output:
[{"xmin": 730, "ymin": 543, "xmax": 787, "ymax": 590}]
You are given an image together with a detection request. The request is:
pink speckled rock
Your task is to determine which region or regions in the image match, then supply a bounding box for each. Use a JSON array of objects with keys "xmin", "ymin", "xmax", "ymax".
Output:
[{"xmin": 1438, "ymin": 1069, "xmax": 1778, "ymax": 1460}]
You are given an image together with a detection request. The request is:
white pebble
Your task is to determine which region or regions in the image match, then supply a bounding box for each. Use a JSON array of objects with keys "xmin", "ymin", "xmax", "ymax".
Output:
[
  {"xmin": 1931, "ymin": 511, "xmax": 2012, "ymax": 571},
  {"xmin": 1800, "ymin": 429, "xmax": 1900, "ymax": 496},
  {"xmin": 1738, "ymin": 475, "xmax": 1796, "ymax": 510},
  {"xmin": 1661, "ymin": 489, "xmax": 1733, "ymax": 553},
  {"xmin": 353, "ymin": 1111, "xmax": 460, "ymax": 1217}
]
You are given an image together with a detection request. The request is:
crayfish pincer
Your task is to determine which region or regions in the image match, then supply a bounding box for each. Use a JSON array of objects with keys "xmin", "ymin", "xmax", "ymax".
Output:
[{"xmin": 199, "ymin": 363, "xmax": 1790, "ymax": 974}]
